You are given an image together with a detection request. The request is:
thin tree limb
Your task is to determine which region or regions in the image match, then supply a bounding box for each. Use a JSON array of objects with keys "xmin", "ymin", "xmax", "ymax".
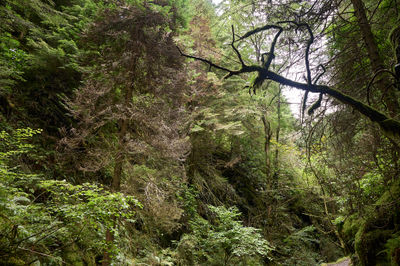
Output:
[{"xmin": 231, "ymin": 25, "xmax": 246, "ymax": 67}]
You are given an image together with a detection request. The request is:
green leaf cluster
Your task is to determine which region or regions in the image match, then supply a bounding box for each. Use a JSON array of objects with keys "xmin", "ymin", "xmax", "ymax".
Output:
[
  {"xmin": 0, "ymin": 128, "xmax": 141, "ymax": 264},
  {"xmin": 177, "ymin": 205, "xmax": 273, "ymax": 265}
]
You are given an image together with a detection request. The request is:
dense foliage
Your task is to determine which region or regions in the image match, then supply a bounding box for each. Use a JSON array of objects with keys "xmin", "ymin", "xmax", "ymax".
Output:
[{"xmin": 0, "ymin": 0, "xmax": 399, "ymax": 265}]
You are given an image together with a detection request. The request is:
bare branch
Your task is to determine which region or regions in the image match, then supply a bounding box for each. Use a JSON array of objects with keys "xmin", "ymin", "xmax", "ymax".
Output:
[
  {"xmin": 265, "ymin": 27, "xmax": 283, "ymax": 70},
  {"xmin": 304, "ymin": 64, "xmax": 327, "ymax": 118},
  {"xmin": 176, "ymin": 46, "xmax": 234, "ymax": 73},
  {"xmin": 178, "ymin": 23, "xmax": 400, "ymax": 138},
  {"xmin": 278, "ymin": 21, "xmax": 315, "ymax": 118},
  {"xmin": 18, "ymin": 247, "xmax": 66, "ymax": 264},
  {"xmin": 366, "ymin": 69, "xmax": 397, "ymax": 105},
  {"xmin": 237, "ymin": 24, "xmax": 283, "ymax": 41},
  {"xmin": 308, "ymin": 93, "xmax": 323, "ymax": 116},
  {"xmin": 231, "ymin": 25, "xmax": 246, "ymax": 67},
  {"xmin": 314, "ymin": 64, "xmax": 327, "ymax": 84},
  {"xmin": 278, "ymin": 21, "xmax": 314, "ymax": 84}
]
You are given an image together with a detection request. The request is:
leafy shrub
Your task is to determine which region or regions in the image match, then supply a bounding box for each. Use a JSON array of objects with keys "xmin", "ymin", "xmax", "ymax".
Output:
[
  {"xmin": 0, "ymin": 128, "xmax": 141, "ymax": 264},
  {"xmin": 281, "ymin": 225, "xmax": 323, "ymax": 265},
  {"xmin": 176, "ymin": 205, "xmax": 273, "ymax": 265},
  {"xmin": 383, "ymin": 234, "xmax": 400, "ymax": 266}
]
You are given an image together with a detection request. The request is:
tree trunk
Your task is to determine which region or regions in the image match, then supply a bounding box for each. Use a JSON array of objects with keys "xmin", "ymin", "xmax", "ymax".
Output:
[
  {"xmin": 262, "ymin": 115, "xmax": 272, "ymax": 187},
  {"xmin": 273, "ymin": 87, "xmax": 281, "ymax": 189},
  {"xmin": 350, "ymin": 0, "xmax": 399, "ymax": 116},
  {"xmin": 102, "ymin": 83, "xmax": 134, "ymax": 266}
]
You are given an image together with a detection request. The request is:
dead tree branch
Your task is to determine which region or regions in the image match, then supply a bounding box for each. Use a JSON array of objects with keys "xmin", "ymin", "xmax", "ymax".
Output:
[{"xmin": 178, "ymin": 23, "xmax": 400, "ymax": 139}]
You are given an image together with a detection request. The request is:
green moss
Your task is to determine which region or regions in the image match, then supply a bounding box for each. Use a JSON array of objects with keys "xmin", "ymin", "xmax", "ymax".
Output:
[
  {"xmin": 380, "ymin": 119, "xmax": 400, "ymax": 140},
  {"xmin": 384, "ymin": 234, "xmax": 400, "ymax": 266},
  {"xmin": 63, "ymin": 249, "xmax": 84, "ymax": 265},
  {"xmin": 4, "ymin": 257, "xmax": 26, "ymax": 265},
  {"xmin": 355, "ymin": 228, "xmax": 393, "ymax": 265},
  {"xmin": 342, "ymin": 214, "xmax": 362, "ymax": 250},
  {"xmin": 376, "ymin": 180, "xmax": 400, "ymax": 206},
  {"xmin": 353, "ymin": 180, "xmax": 400, "ymax": 265},
  {"xmin": 62, "ymin": 243, "xmax": 96, "ymax": 266}
]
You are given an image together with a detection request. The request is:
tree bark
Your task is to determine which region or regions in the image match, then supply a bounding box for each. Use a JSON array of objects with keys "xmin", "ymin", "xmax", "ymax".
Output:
[
  {"xmin": 273, "ymin": 86, "xmax": 281, "ymax": 189},
  {"xmin": 351, "ymin": 0, "xmax": 399, "ymax": 116},
  {"xmin": 261, "ymin": 115, "xmax": 272, "ymax": 187}
]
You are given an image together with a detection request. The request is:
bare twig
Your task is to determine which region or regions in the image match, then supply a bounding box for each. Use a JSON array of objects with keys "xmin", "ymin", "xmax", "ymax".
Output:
[
  {"xmin": 231, "ymin": 26, "xmax": 246, "ymax": 67},
  {"xmin": 366, "ymin": 69, "xmax": 397, "ymax": 105},
  {"xmin": 278, "ymin": 21, "xmax": 314, "ymax": 117},
  {"xmin": 17, "ymin": 247, "xmax": 66, "ymax": 264},
  {"xmin": 236, "ymin": 24, "xmax": 283, "ymax": 41},
  {"xmin": 176, "ymin": 46, "xmax": 234, "ymax": 73}
]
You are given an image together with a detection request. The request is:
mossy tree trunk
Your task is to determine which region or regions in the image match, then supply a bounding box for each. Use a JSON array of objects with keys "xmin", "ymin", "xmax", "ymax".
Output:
[{"xmin": 351, "ymin": 0, "xmax": 399, "ymax": 116}]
